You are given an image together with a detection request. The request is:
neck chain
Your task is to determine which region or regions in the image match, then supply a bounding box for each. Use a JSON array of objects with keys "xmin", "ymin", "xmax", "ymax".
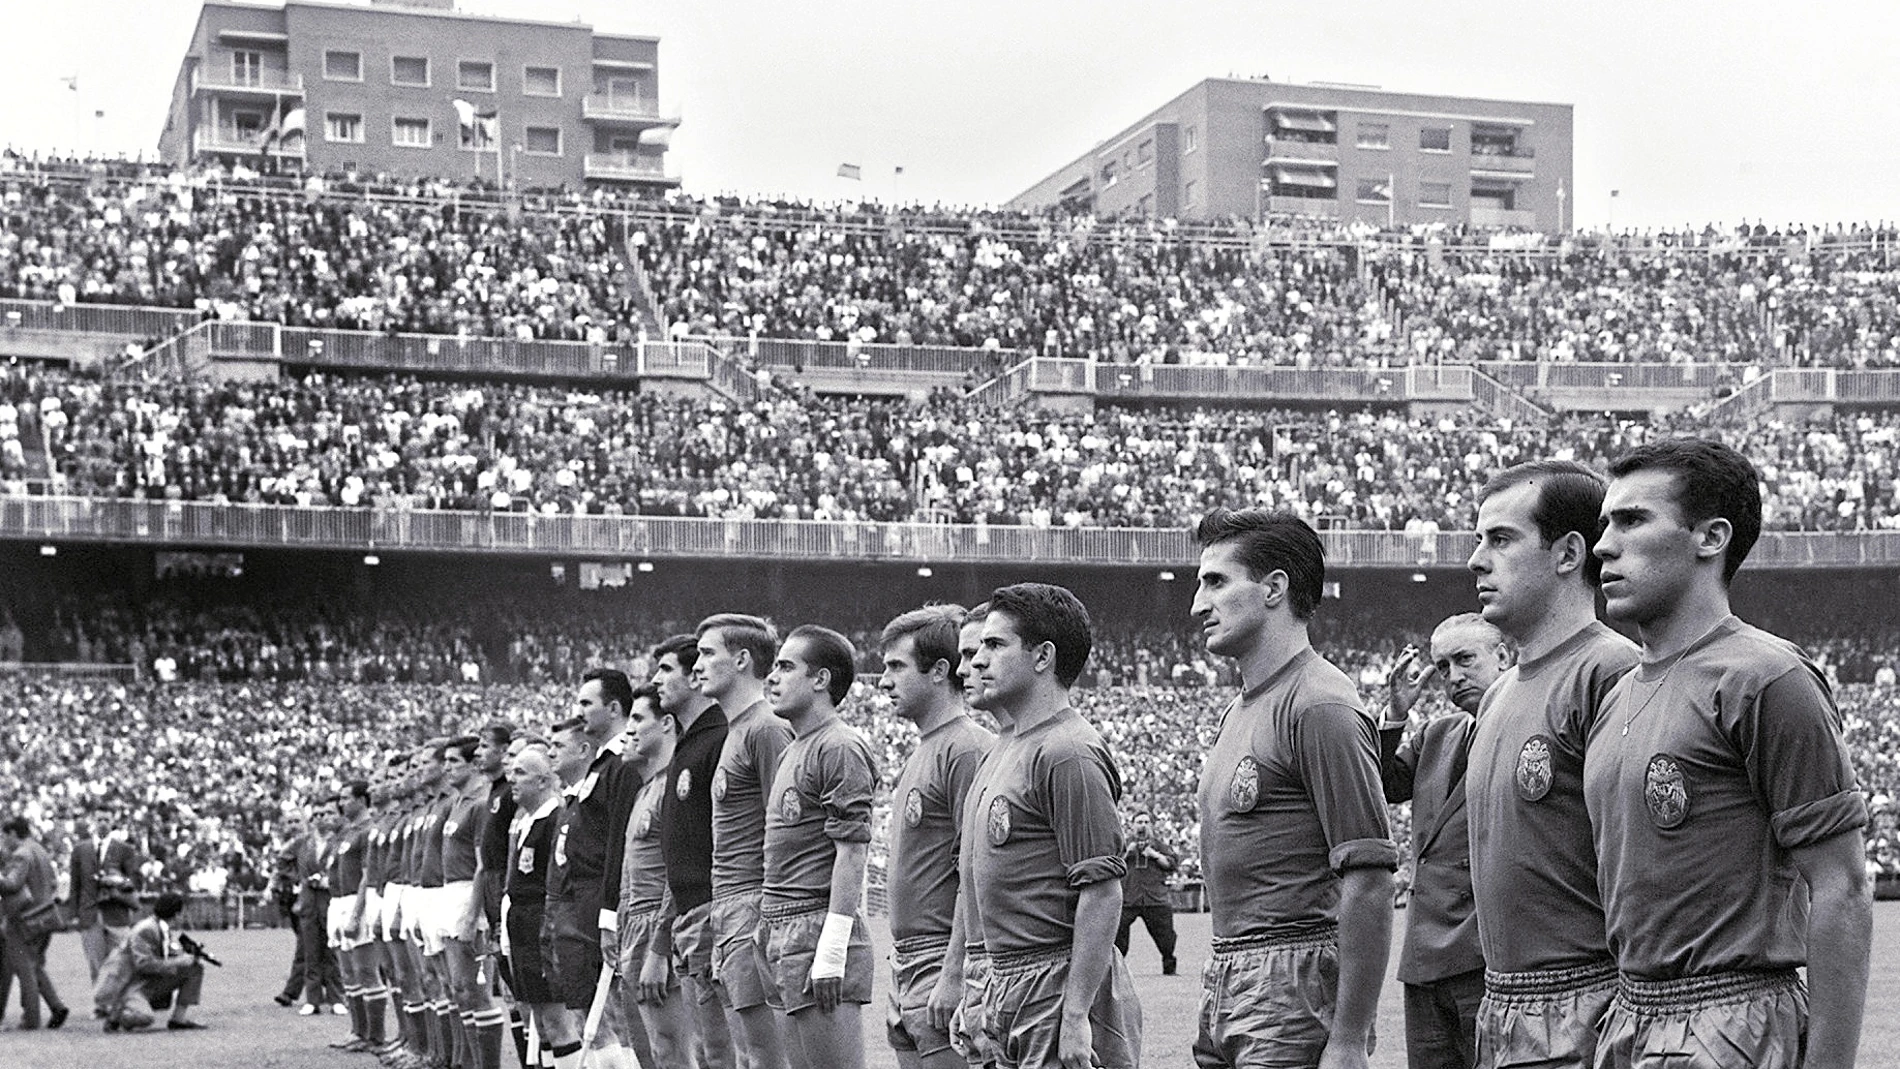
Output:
[{"xmin": 1621, "ymin": 615, "xmax": 1733, "ymax": 737}]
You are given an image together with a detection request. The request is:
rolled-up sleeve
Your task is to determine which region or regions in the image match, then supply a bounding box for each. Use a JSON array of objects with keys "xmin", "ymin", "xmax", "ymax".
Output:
[
  {"xmin": 1047, "ymin": 751, "xmax": 1126, "ymax": 888},
  {"xmin": 819, "ymin": 732, "xmax": 877, "ymax": 844},
  {"xmin": 1298, "ymin": 703, "xmax": 1398, "ymax": 873},
  {"xmin": 1748, "ymin": 670, "xmax": 1868, "ymax": 851}
]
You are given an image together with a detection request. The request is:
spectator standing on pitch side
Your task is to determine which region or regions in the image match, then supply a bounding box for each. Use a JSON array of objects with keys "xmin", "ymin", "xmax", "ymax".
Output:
[
  {"xmin": 0, "ymin": 816, "xmax": 69, "ymax": 1030},
  {"xmin": 1113, "ymin": 809, "xmax": 1179, "ymax": 976},
  {"xmin": 1381, "ymin": 615, "xmax": 1510, "ymax": 1069}
]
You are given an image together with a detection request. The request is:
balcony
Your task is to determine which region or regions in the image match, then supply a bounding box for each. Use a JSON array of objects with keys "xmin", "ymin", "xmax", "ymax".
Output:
[
  {"xmin": 583, "ymin": 153, "xmax": 679, "ymax": 184},
  {"xmin": 1265, "ymin": 195, "xmax": 1341, "ymax": 216},
  {"xmin": 193, "ymin": 127, "xmax": 304, "ymax": 159},
  {"xmin": 191, "ymin": 68, "xmax": 303, "ymax": 97},
  {"xmin": 580, "ymin": 94, "xmax": 680, "ymax": 128},
  {"xmin": 1264, "ymin": 138, "xmax": 1338, "ymax": 164},
  {"xmin": 1470, "ymin": 152, "xmax": 1536, "ymax": 177}
]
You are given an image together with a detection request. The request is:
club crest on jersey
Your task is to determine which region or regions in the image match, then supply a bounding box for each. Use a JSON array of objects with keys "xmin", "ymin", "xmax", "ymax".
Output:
[
  {"xmin": 779, "ymin": 787, "xmax": 803, "ymax": 824},
  {"xmin": 518, "ymin": 847, "xmax": 535, "ymax": 875},
  {"xmin": 1516, "ymin": 736, "xmax": 1554, "ymax": 801},
  {"xmin": 490, "ymin": 795, "xmax": 502, "ymax": 814},
  {"xmin": 554, "ymin": 827, "xmax": 569, "ymax": 867},
  {"xmin": 1644, "ymin": 754, "xmax": 1690, "ymax": 829},
  {"xmin": 904, "ymin": 789, "xmax": 924, "ymax": 828},
  {"xmin": 443, "ymin": 820, "xmax": 458, "ymax": 837},
  {"xmin": 712, "ymin": 769, "xmax": 729, "ymax": 802},
  {"xmin": 1229, "ymin": 756, "xmax": 1260, "ymax": 812},
  {"xmin": 676, "ymin": 769, "xmax": 693, "ymax": 801},
  {"xmin": 636, "ymin": 808, "xmax": 653, "ymax": 839},
  {"xmin": 986, "ymin": 797, "xmax": 1011, "ymax": 846},
  {"xmin": 339, "ymin": 841, "xmax": 352, "ymax": 854}
]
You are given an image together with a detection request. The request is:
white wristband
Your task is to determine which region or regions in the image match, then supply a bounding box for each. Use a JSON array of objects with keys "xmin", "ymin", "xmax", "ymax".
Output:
[{"xmin": 810, "ymin": 912, "xmax": 854, "ymax": 980}]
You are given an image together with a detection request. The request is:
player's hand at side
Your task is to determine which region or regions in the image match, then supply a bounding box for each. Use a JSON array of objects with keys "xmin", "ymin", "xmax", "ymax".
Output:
[
  {"xmin": 1386, "ymin": 645, "xmax": 1434, "ymax": 723},
  {"xmin": 808, "ymin": 970, "xmax": 842, "ymax": 1013},
  {"xmin": 637, "ymin": 948, "xmax": 670, "ymax": 1005},
  {"xmin": 1057, "ymin": 1008, "xmax": 1093, "ymax": 1069},
  {"xmin": 926, "ymin": 973, "xmax": 959, "ymax": 1033},
  {"xmin": 1318, "ymin": 1036, "xmax": 1372, "ymax": 1069}
]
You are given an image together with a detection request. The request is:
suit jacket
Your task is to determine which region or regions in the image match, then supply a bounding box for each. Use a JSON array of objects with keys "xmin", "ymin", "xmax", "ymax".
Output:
[
  {"xmin": 98, "ymin": 838, "xmax": 141, "ymax": 927},
  {"xmin": 71, "ymin": 836, "xmax": 102, "ymax": 926},
  {"xmin": 92, "ymin": 913, "xmax": 196, "ymax": 1009},
  {"xmin": 1380, "ymin": 713, "xmax": 1484, "ymax": 985}
]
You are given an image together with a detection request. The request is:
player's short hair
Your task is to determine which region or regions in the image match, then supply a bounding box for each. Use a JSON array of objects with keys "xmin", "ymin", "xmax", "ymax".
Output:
[
  {"xmin": 1478, "ymin": 460, "xmax": 1611, "ymax": 586},
  {"xmin": 514, "ymin": 734, "xmax": 551, "ymax": 754},
  {"xmin": 1194, "ymin": 508, "xmax": 1326, "ymax": 620},
  {"xmin": 881, "ymin": 604, "xmax": 966, "ymax": 676},
  {"xmin": 479, "ymin": 721, "xmax": 514, "ymax": 747},
  {"xmin": 786, "ymin": 625, "xmax": 858, "ymax": 705},
  {"xmin": 1432, "ymin": 612, "xmax": 1506, "ymax": 650},
  {"xmin": 628, "ymin": 683, "xmax": 663, "ymax": 718},
  {"xmin": 696, "ymin": 613, "xmax": 779, "ymax": 679},
  {"xmin": 422, "ymin": 737, "xmax": 451, "ymax": 761},
  {"xmin": 651, "ymin": 634, "xmax": 700, "ymax": 674},
  {"xmin": 0, "ymin": 816, "xmax": 30, "ymax": 839},
  {"xmin": 341, "ymin": 779, "xmax": 371, "ymax": 804},
  {"xmin": 582, "ymin": 667, "xmax": 636, "ymax": 717},
  {"xmin": 960, "ymin": 602, "xmax": 991, "ymax": 629},
  {"xmin": 1607, "ymin": 438, "xmax": 1762, "ymax": 583},
  {"xmin": 443, "ymin": 735, "xmax": 479, "ymax": 763},
  {"xmin": 1131, "ymin": 807, "xmax": 1152, "ymax": 820},
  {"xmin": 987, "ymin": 583, "xmax": 1093, "ymax": 688},
  {"xmin": 549, "ymin": 715, "xmax": 587, "ymax": 737}
]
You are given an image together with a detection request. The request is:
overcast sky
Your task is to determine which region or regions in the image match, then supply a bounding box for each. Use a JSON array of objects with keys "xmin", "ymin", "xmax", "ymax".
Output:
[{"xmin": 4, "ymin": 0, "xmax": 1898, "ymax": 231}]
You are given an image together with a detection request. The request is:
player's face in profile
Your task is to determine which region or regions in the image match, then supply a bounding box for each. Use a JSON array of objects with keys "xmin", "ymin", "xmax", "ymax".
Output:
[
  {"xmin": 957, "ymin": 621, "xmax": 990, "ymax": 709},
  {"xmin": 417, "ymin": 749, "xmax": 444, "ymax": 788},
  {"xmin": 575, "ymin": 678, "xmax": 618, "ymax": 736},
  {"xmin": 474, "ymin": 733, "xmax": 504, "ymax": 776},
  {"xmin": 1470, "ymin": 480, "xmax": 1560, "ymax": 632},
  {"xmin": 627, "ymin": 699, "xmax": 669, "ymax": 765},
  {"xmin": 442, "ymin": 747, "xmax": 473, "ymax": 788},
  {"xmin": 693, "ymin": 630, "xmax": 741, "ymax": 699},
  {"xmin": 1431, "ymin": 624, "xmax": 1505, "ymax": 714},
  {"xmin": 1597, "ymin": 469, "xmax": 1704, "ymax": 627},
  {"xmin": 650, "ymin": 652, "xmax": 693, "ymax": 714},
  {"xmin": 1193, "ymin": 541, "xmax": 1271, "ymax": 658},
  {"xmin": 972, "ymin": 612, "xmax": 1041, "ymax": 707},
  {"xmin": 879, "ymin": 635, "xmax": 936, "ymax": 721},
  {"xmin": 766, "ymin": 637, "xmax": 820, "ymax": 718},
  {"xmin": 550, "ymin": 730, "xmax": 591, "ymax": 782}
]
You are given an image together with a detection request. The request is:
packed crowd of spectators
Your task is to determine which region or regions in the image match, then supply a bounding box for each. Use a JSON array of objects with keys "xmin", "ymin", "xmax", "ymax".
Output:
[
  {"xmin": 12, "ymin": 360, "xmax": 1900, "ymax": 532},
  {"xmin": 4, "ymin": 154, "xmax": 1900, "ymax": 370}
]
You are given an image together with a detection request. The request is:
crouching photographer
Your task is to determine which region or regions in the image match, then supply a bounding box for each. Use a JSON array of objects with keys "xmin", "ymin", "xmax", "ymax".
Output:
[{"xmin": 92, "ymin": 891, "xmax": 211, "ymax": 1032}]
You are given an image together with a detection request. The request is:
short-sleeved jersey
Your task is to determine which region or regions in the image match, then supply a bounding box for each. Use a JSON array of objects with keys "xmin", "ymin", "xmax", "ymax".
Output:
[
  {"xmin": 1199, "ymin": 648, "xmax": 1398, "ymax": 941},
  {"xmin": 1585, "ymin": 617, "xmax": 1867, "ymax": 979},
  {"xmin": 1467, "ymin": 620, "xmax": 1637, "ymax": 973},
  {"xmin": 970, "ymin": 707, "xmax": 1125, "ymax": 956},
  {"xmin": 889, "ymin": 714, "xmax": 995, "ymax": 941},
  {"xmin": 442, "ymin": 788, "xmax": 484, "ymax": 882},
  {"xmin": 506, "ymin": 797, "xmax": 562, "ymax": 905},
  {"xmin": 415, "ymin": 793, "xmax": 451, "ymax": 888},
  {"xmin": 712, "ymin": 699, "xmax": 794, "ymax": 898},
  {"xmin": 763, "ymin": 717, "xmax": 878, "ymax": 906},
  {"xmin": 330, "ymin": 816, "xmax": 370, "ymax": 893},
  {"xmin": 660, "ymin": 705, "xmax": 728, "ymax": 915},
  {"xmin": 956, "ymin": 726, "xmax": 1013, "ymax": 951},
  {"xmin": 395, "ymin": 804, "xmax": 421, "ymax": 883},
  {"xmin": 619, "ymin": 770, "xmax": 669, "ymax": 914}
]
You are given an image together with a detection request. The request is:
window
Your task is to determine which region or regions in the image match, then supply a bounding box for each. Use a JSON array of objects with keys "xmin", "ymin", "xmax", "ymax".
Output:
[
  {"xmin": 231, "ymin": 50, "xmax": 261, "ymax": 86},
  {"xmin": 1355, "ymin": 177, "xmax": 1392, "ymax": 203},
  {"xmin": 1419, "ymin": 181, "xmax": 1452, "ymax": 208},
  {"xmin": 1137, "ymin": 139, "xmax": 1153, "ymax": 166},
  {"xmin": 523, "ymin": 126, "xmax": 561, "ymax": 155},
  {"xmin": 1101, "ymin": 160, "xmax": 1118, "ymax": 186},
  {"xmin": 231, "ymin": 110, "xmax": 264, "ymax": 139},
  {"xmin": 1356, "ymin": 123, "xmax": 1389, "ymax": 150},
  {"xmin": 457, "ymin": 60, "xmax": 495, "ymax": 91},
  {"xmin": 1183, "ymin": 179, "xmax": 1198, "ymax": 208},
  {"xmin": 1420, "ymin": 126, "xmax": 1452, "ymax": 152},
  {"xmin": 1184, "ymin": 125, "xmax": 1197, "ymax": 153},
  {"xmin": 324, "ymin": 50, "xmax": 362, "ymax": 82},
  {"xmin": 1138, "ymin": 193, "xmax": 1154, "ymax": 215},
  {"xmin": 524, "ymin": 66, "xmax": 561, "ymax": 97},
  {"xmin": 325, "ymin": 113, "xmax": 364, "ymax": 143},
  {"xmin": 393, "ymin": 117, "xmax": 431, "ymax": 148},
  {"xmin": 391, "ymin": 55, "xmax": 429, "ymax": 87},
  {"xmin": 1267, "ymin": 165, "xmax": 1337, "ymax": 200}
]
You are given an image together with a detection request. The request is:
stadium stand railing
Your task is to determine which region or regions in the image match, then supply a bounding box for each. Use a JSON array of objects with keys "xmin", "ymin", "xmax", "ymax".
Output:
[{"xmin": 5, "ymin": 496, "xmax": 1900, "ymax": 567}]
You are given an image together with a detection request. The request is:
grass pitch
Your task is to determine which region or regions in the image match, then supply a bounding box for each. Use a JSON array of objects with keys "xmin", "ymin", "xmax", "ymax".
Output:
[{"xmin": 7, "ymin": 902, "xmax": 1898, "ymax": 1068}]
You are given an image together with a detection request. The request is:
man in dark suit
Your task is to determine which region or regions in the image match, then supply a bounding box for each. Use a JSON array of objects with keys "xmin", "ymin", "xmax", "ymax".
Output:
[
  {"xmin": 0, "ymin": 816, "xmax": 70, "ymax": 1030},
  {"xmin": 1383, "ymin": 614, "xmax": 1511, "ymax": 1069},
  {"xmin": 93, "ymin": 890, "xmax": 208, "ymax": 1031},
  {"xmin": 1114, "ymin": 808, "xmax": 1180, "ymax": 975},
  {"xmin": 72, "ymin": 819, "xmax": 141, "ymax": 983}
]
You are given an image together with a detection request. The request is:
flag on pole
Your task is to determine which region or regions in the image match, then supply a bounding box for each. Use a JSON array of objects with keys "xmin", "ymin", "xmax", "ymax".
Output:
[
  {"xmin": 1610, "ymin": 189, "xmax": 1620, "ymax": 198},
  {"xmin": 894, "ymin": 165, "xmax": 905, "ymax": 176},
  {"xmin": 836, "ymin": 163, "xmax": 861, "ymax": 180},
  {"xmin": 452, "ymin": 98, "xmax": 498, "ymax": 148}
]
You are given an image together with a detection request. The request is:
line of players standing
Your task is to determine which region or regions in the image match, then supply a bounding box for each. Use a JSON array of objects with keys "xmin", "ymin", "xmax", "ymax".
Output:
[{"xmin": 308, "ymin": 437, "xmax": 1874, "ymax": 1069}]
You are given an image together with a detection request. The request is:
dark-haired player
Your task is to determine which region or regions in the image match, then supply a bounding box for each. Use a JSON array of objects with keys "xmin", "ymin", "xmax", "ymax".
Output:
[
  {"xmin": 879, "ymin": 604, "xmax": 995, "ymax": 1069},
  {"xmin": 1588, "ymin": 439, "xmax": 1870, "ymax": 1069},
  {"xmin": 698, "ymin": 613, "xmax": 796, "ymax": 1069},
  {"xmin": 648, "ymin": 633, "xmax": 740, "ymax": 1069},
  {"xmin": 1191, "ymin": 508, "xmax": 1396, "ymax": 1069},
  {"xmin": 758, "ymin": 625, "xmax": 880, "ymax": 1068},
  {"xmin": 1465, "ymin": 459, "xmax": 1636, "ymax": 1068},
  {"xmin": 968, "ymin": 583, "xmax": 1140, "ymax": 1069},
  {"xmin": 618, "ymin": 686, "xmax": 698, "ymax": 1067}
]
